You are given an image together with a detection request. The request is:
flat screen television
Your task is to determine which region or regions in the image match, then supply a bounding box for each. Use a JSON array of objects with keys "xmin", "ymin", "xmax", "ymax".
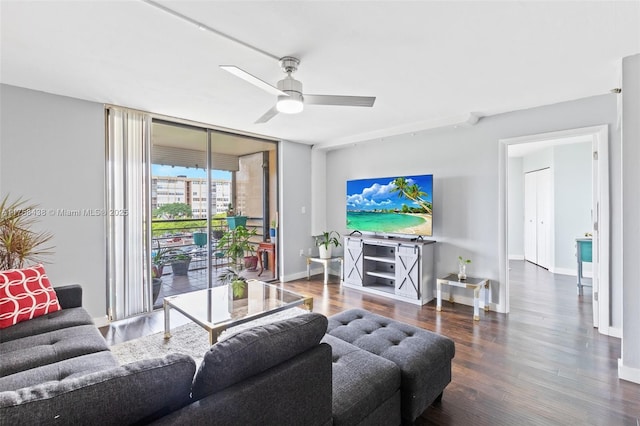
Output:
[{"xmin": 346, "ymin": 174, "xmax": 433, "ymax": 237}]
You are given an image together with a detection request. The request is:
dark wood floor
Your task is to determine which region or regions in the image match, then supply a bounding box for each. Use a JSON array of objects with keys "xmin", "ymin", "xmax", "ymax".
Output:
[{"xmin": 101, "ymin": 261, "xmax": 640, "ymax": 425}]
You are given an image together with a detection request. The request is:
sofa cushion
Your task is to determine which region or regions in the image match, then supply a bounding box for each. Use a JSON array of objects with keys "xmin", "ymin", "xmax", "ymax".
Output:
[
  {"xmin": 321, "ymin": 334, "xmax": 401, "ymax": 426},
  {"xmin": 53, "ymin": 284, "xmax": 83, "ymax": 309},
  {"xmin": 192, "ymin": 312, "xmax": 328, "ymax": 400},
  {"xmin": 0, "ymin": 324, "xmax": 111, "ymax": 377},
  {"xmin": 0, "ymin": 307, "xmax": 94, "ymax": 343},
  {"xmin": 154, "ymin": 344, "xmax": 333, "ymax": 426},
  {"xmin": 0, "ymin": 350, "xmax": 119, "ymax": 391},
  {"xmin": 0, "ymin": 353, "xmax": 196, "ymax": 425},
  {"xmin": 0, "ymin": 265, "xmax": 60, "ymax": 329}
]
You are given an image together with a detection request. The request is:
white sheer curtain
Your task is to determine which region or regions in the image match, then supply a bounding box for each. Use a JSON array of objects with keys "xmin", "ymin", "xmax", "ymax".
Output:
[{"xmin": 105, "ymin": 107, "xmax": 152, "ymax": 320}]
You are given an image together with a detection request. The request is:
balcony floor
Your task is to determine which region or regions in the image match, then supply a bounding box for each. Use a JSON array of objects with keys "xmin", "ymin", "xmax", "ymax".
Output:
[{"xmin": 153, "ymin": 262, "xmax": 274, "ymax": 310}]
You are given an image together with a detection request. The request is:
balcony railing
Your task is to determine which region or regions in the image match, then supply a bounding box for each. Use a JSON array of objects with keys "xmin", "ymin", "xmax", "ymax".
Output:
[{"xmin": 151, "ymin": 217, "xmax": 264, "ymax": 275}]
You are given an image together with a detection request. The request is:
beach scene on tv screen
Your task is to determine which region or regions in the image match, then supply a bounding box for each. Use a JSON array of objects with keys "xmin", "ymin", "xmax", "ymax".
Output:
[{"xmin": 346, "ymin": 174, "xmax": 433, "ymax": 236}]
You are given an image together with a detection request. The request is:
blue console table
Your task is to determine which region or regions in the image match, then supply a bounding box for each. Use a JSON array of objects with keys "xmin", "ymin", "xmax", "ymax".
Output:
[{"xmin": 576, "ymin": 237, "xmax": 592, "ymax": 295}]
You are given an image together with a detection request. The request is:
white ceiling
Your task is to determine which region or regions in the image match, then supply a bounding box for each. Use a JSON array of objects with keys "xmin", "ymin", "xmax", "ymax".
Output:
[{"xmin": 1, "ymin": 1, "xmax": 639, "ymax": 147}]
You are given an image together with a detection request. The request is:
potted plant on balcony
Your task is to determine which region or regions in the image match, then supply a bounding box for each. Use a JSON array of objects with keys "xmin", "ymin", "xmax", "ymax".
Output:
[
  {"xmin": 316, "ymin": 231, "xmax": 341, "ymax": 259},
  {"xmin": 217, "ymin": 225, "xmax": 258, "ymax": 270},
  {"xmin": 151, "ymin": 266, "xmax": 163, "ymax": 303},
  {"xmin": 150, "ymin": 244, "xmax": 171, "ymax": 303},
  {"xmin": 169, "ymin": 251, "xmax": 191, "ymax": 276},
  {"xmin": 0, "ymin": 195, "xmax": 54, "ymax": 270},
  {"xmin": 154, "ymin": 246, "xmax": 192, "ymax": 276},
  {"xmin": 218, "ymin": 267, "xmax": 248, "ymax": 300},
  {"xmin": 225, "ymin": 204, "xmax": 247, "ymax": 230}
]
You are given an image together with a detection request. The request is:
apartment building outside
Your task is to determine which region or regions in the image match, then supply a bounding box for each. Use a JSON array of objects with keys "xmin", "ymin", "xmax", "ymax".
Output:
[{"xmin": 152, "ymin": 175, "xmax": 231, "ymax": 218}]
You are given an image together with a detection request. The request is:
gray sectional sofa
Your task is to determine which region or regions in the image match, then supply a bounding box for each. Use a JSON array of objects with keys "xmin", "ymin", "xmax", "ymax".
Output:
[{"xmin": 0, "ymin": 285, "xmax": 455, "ymax": 425}]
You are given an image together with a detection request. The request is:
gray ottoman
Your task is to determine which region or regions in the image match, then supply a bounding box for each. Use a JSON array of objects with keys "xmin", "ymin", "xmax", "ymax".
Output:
[
  {"xmin": 321, "ymin": 334, "xmax": 401, "ymax": 426},
  {"xmin": 327, "ymin": 309, "xmax": 455, "ymax": 423}
]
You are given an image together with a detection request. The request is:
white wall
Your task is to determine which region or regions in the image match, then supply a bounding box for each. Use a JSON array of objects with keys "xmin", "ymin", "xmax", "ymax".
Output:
[
  {"xmin": 553, "ymin": 143, "xmax": 592, "ymax": 271},
  {"xmin": 620, "ymin": 53, "xmax": 640, "ymax": 383},
  {"xmin": 279, "ymin": 140, "xmax": 316, "ymax": 280},
  {"xmin": 507, "ymin": 157, "xmax": 524, "ymax": 259},
  {"xmin": 310, "ymin": 147, "xmax": 327, "ymax": 236},
  {"xmin": 522, "ymin": 148, "xmax": 552, "ymax": 172},
  {"xmin": 0, "ymin": 85, "xmax": 107, "ymax": 318},
  {"xmin": 324, "ymin": 94, "xmax": 621, "ymax": 323}
]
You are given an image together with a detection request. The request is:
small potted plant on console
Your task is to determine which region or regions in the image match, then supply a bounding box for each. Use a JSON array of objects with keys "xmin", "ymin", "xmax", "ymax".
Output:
[{"xmin": 316, "ymin": 231, "xmax": 341, "ymax": 259}]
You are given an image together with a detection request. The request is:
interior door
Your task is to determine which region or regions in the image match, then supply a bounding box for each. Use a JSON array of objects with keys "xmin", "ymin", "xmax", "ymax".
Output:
[
  {"xmin": 524, "ymin": 172, "xmax": 537, "ymax": 263},
  {"xmin": 536, "ymin": 168, "xmax": 551, "ymax": 269},
  {"xmin": 524, "ymin": 168, "xmax": 551, "ymax": 268}
]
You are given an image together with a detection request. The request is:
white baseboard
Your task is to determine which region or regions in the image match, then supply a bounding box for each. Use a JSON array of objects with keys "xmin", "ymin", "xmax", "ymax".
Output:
[
  {"xmin": 493, "ymin": 302, "xmax": 506, "ymax": 314},
  {"xmin": 282, "ymin": 266, "xmax": 340, "ymax": 283},
  {"xmin": 549, "ymin": 267, "xmax": 592, "ymax": 279},
  {"xmin": 282, "ymin": 271, "xmax": 309, "ymax": 282},
  {"xmin": 552, "ymin": 267, "xmax": 575, "ymax": 276},
  {"xmin": 508, "ymin": 254, "xmax": 524, "ymax": 260},
  {"xmin": 93, "ymin": 315, "xmax": 110, "ymax": 328},
  {"xmin": 618, "ymin": 359, "xmax": 640, "ymax": 384},
  {"xmin": 607, "ymin": 326, "xmax": 622, "ymax": 338}
]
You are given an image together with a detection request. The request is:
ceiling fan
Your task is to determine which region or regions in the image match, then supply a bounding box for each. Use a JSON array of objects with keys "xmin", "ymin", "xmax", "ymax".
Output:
[{"xmin": 220, "ymin": 57, "xmax": 376, "ymax": 124}]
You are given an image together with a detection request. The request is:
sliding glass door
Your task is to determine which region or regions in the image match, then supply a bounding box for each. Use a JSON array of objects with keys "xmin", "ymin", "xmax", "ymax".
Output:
[
  {"xmin": 149, "ymin": 121, "xmax": 279, "ymax": 310},
  {"xmin": 107, "ymin": 110, "xmax": 278, "ymax": 320}
]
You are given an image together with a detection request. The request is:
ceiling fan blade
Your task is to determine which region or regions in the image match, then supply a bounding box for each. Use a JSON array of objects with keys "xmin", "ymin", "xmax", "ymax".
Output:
[
  {"xmin": 220, "ymin": 65, "xmax": 287, "ymax": 97},
  {"xmin": 304, "ymin": 94, "xmax": 376, "ymax": 107},
  {"xmin": 255, "ymin": 106, "xmax": 279, "ymax": 124}
]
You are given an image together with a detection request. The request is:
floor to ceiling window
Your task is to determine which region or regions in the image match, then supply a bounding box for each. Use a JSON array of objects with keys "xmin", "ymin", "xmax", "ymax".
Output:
[
  {"xmin": 106, "ymin": 109, "xmax": 278, "ymax": 320},
  {"xmin": 149, "ymin": 120, "xmax": 278, "ymax": 310}
]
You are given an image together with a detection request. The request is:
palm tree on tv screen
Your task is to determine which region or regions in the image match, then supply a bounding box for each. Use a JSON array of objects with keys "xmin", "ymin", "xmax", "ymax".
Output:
[{"xmin": 391, "ymin": 177, "xmax": 432, "ymax": 215}]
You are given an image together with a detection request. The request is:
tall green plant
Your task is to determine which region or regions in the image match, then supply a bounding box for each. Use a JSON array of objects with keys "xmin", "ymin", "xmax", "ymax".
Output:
[
  {"xmin": 217, "ymin": 225, "xmax": 257, "ymax": 267},
  {"xmin": 0, "ymin": 195, "xmax": 54, "ymax": 270}
]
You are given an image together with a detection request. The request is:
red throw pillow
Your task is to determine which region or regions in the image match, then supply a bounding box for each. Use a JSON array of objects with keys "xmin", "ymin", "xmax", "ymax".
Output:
[{"xmin": 0, "ymin": 264, "xmax": 61, "ymax": 329}]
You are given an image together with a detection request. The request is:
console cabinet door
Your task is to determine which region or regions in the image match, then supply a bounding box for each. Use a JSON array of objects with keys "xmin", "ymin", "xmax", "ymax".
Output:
[
  {"xmin": 395, "ymin": 245, "xmax": 420, "ymax": 299},
  {"xmin": 343, "ymin": 237, "xmax": 364, "ymax": 286}
]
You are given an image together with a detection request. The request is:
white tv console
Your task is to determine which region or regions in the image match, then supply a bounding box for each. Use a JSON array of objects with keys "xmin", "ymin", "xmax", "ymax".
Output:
[{"xmin": 342, "ymin": 235, "xmax": 436, "ymax": 305}]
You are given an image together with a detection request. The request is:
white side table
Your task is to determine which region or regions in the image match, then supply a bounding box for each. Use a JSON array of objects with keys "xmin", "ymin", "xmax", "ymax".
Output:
[
  {"xmin": 307, "ymin": 256, "xmax": 343, "ymax": 285},
  {"xmin": 436, "ymin": 273, "xmax": 490, "ymax": 321}
]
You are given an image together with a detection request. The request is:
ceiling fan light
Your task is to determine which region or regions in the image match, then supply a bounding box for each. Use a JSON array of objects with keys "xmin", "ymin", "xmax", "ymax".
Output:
[{"xmin": 276, "ymin": 95, "xmax": 304, "ymax": 114}]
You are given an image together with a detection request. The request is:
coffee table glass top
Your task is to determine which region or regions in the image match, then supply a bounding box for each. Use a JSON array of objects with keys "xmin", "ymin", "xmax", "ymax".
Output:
[{"xmin": 163, "ymin": 279, "xmax": 312, "ymax": 343}]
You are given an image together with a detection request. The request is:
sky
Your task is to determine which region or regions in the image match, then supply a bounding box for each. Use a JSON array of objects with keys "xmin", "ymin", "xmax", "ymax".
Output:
[
  {"xmin": 151, "ymin": 164, "xmax": 231, "ymax": 180},
  {"xmin": 346, "ymin": 174, "xmax": 433, "ymax": 211}
]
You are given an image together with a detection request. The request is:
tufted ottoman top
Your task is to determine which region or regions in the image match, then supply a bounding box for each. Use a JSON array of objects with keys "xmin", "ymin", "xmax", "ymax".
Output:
[
  {"xmin": 326, "ymin": 308, "xmax": 455, "ymax": 422},
  {"xmin": 327, "ymin": 309, "xmax": 455, "ymax": 364}
]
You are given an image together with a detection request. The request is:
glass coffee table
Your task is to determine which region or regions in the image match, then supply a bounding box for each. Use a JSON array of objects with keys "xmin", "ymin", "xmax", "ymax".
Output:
[{"xmin": 163, "ymin": 280, "xmax": 313, "ymax": 344}]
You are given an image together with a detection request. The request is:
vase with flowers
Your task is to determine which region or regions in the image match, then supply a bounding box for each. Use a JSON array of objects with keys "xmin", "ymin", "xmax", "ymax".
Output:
[{"xmin": 458, "ymin": 256, "xmax": 471, "ymax": 280}]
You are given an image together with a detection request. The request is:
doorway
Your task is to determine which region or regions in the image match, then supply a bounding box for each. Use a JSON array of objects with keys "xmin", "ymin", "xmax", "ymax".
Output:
[{"xmin": 499, "ymin": 125, "xmax": 610, "ymax": 334}]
